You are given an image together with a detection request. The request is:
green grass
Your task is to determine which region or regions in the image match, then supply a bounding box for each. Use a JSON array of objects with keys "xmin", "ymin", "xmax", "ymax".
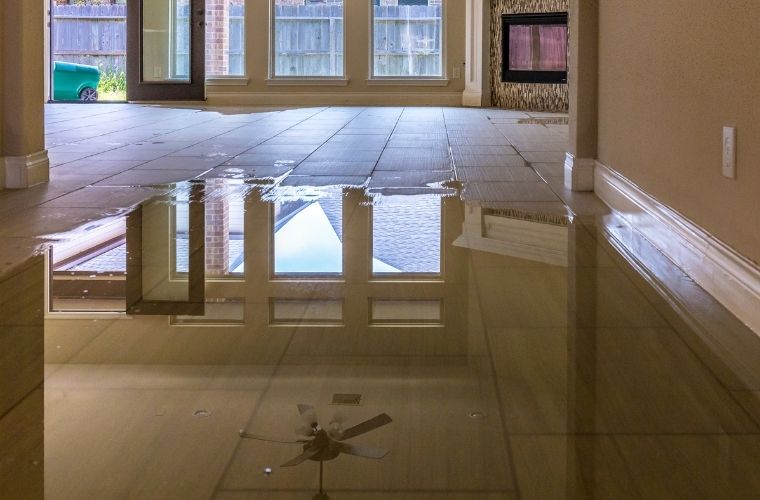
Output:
[
  {"xmin": 98, "ymin": 90, "xmax": 126, "ymax": 101},
  {"xmin": 97, "ymin": 70, "xmax": 126, "ymax": 101}
]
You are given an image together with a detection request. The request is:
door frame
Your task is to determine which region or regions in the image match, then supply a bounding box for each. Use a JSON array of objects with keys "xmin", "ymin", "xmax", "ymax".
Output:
[{"xmin": 127, "ymin": 0, "xmax": 206, "ymax": 101}]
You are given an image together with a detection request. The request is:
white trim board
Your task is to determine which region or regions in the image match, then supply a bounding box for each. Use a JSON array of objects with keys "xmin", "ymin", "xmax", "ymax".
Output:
[
  {"xmin": 3, "ymin": 150, "xmax": 50, "ymax": 189},
  {"xmin": 594, "ymin": 161, "xmax": 760, "ymax": 335},
  {"xmin": 206, "ymin": 91, "xmax": 464, "ymax": 106}
]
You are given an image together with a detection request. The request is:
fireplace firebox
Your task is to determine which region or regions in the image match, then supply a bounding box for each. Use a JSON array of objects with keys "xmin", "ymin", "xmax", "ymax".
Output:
[{"xmin": 501, "ymin": 12, "xmax": 568, "ymax": 84}]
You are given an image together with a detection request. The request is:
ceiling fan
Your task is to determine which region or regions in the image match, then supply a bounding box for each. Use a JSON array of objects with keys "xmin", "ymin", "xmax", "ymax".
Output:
[{"xmin": 239, "ymin": 404, "xmax": 392, "ymax": 499}]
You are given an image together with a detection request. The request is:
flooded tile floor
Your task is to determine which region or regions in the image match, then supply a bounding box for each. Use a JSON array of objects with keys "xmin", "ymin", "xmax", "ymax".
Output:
[{"xmin": 1, "ymin": 105, "xmax": 760, "ymax": 499}]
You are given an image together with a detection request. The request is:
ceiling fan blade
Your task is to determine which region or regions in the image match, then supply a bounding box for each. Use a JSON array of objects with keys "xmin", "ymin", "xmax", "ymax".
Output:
[
  {"xmin": 339, "ymin": 413, "xmax": 392, "ymax": 441},
  {"xmin": 338, "ymin": 442, "xmax": 389, "ymax": 460},
  {"xmin": 239, "ymin": 430, "xmax": 307, "ymax": 444},
  {"xmin": 297, "ymin": 404, "xmax": 315, "ymax": 416},
  {"xmin": 281, "ymin": 446, "xmax": 321, "ymax": 467}
]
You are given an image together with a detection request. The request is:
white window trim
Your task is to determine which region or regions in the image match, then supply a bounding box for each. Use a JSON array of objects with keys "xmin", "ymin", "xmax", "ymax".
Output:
[
  {"xmin": 268, "ymin": 0, "xmax": 348, "ymax": 80},
  {"xmin": 365, "ymin": 78, "xmax": 448, "ymax": 86},
  {"xmin": 266, "ymin": 77, "xmax": 350, "ymax": 86},
  {"xmin": 206, "ymin": 77, "xmax": 251, "ymax": 86},
  {"xmin": 368, "ymin": 0, "xmax": 447, "ymax": 81}
]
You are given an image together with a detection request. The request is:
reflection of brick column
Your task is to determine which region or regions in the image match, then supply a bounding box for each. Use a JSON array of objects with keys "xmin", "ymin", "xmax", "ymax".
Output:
[
  {"xmin": 206, "ymin": 0, "xmax": 229, "ymax": 75},
  {"xmin": 205, "ymin": 182, "xmax": 230, "ymax": 276}
]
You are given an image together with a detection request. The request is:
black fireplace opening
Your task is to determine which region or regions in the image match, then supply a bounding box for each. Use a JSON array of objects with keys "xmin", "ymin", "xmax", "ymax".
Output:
[{"xmin": 501, "ymin": 12, "xmax": 568, "ymax": 84}]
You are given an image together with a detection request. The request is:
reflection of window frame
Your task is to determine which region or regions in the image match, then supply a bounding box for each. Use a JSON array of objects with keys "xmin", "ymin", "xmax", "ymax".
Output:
[
  {"xmin": 369, "ymin": 0, "xmax": 447, "ymax": 80},
  {"xmin": 369, "ymin": 196, "xmax": 444, "ymax": 281},
  {"xmin": 170, "ymin": 298, "xmax": 246, "ymax": 326},
  {"xmin": 171, "ymin": 199, "xmax": 245, "ymax": 281},
  {"xmin": 269, "ymin": 299, "xmax": 344, "ymax": 326},
  {"xmin": 369, "ymin": 298, "xmax": 444, "ymax": 326},
  {"xmin": 269, "ymin": 0, "xmax": 347, "ymax": 80}
]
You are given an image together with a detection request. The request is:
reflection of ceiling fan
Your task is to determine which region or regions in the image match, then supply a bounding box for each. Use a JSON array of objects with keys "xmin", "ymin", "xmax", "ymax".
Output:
[{"xmin": 240, "ymin": 404, "xmax": 392, "ymax": 500}]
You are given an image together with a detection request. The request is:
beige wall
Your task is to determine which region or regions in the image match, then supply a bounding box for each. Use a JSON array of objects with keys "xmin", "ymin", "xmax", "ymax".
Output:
[
  {"xmin": 2, "ymin": 1, "xmax": 46, "ymax": 156},
  {"xmin": 208, "ymin": 0, "xmax": 465, "ymax": 105},
  {"xmin": 0, "ymin": 10, "xmax": 5, "ymax": 188},
  {"xmin": 597, "ymin": 0, "xmax": 760, "ymax": 264}
]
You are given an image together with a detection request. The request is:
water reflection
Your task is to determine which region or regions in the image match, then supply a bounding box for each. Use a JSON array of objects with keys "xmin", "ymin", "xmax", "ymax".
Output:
[
  {"xmin": 2, "ymin": 179, "xmax": 760, "ymax": 499},
  {"xmin": 274, "ymin": 197, "xmax": 343, "ymax": 275}
]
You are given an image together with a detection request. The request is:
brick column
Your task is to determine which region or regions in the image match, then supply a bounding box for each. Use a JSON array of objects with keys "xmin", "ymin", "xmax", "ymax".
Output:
[
  {"xmin": 205, "ymin": 0, "xmax": 230, "ymax": 76},
  {"xmin": 205, "ymin": 181, "xmax": 230, "ymax": 276}
]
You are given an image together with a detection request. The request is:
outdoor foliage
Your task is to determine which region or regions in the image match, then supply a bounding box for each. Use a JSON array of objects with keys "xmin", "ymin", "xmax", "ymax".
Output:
[
  {"xmin": 98, "ymin": 70, "xmax": 126, "ymax": 94},
  {"xmin": 97, "ymin": 70, "xmax": 126, "ymax": 100}
]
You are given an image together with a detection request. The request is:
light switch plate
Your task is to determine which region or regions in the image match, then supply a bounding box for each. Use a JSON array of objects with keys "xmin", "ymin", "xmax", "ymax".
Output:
[
  {"xmin": 452, "ymin": 66, "xmax": 461, "ymax": 79},
  {"xmin": 722, "ymin": 126, "xmax": 736, "ymax": 179}
]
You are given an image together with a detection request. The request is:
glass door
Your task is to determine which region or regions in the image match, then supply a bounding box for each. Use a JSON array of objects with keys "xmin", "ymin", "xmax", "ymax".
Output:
[{"xmin": 127, "ymin": 0, "xmax": 205, "ymax": 100}]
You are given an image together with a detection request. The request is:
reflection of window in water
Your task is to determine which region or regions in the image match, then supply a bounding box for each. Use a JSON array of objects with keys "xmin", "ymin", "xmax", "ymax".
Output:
[
  {"xmin": 373, "ymin": 195, "xmax": 441, "ymax": 275},
  {"xmin": 273, "ymin": 197, "xmax": 343, "ymax": 275},
  {"xmin": 175, "ymin": 194, "xmax": 245, "ymax": 276},
  {"xmin": 50, "ymin": 219, "xmax": 127, "ymax": 313}
]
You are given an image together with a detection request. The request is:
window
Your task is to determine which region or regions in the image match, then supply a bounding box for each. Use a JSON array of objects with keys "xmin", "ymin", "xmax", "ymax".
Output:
[
  {"xmin": 206, "ymin": 0, "xmax": 246, "ymax": 76},
  {"xmin": 272, "ymin": 0, "xmax": 344, "ymax": 78},
  {"xmin": 372, "ymin": 0, "xmax": 444, "ymax": 78}
]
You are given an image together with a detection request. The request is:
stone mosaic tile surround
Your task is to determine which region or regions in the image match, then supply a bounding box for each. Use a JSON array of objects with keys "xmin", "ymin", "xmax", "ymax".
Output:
[{"xmin": 490, "ymin": 0, "xmax": 569, "ymax": 111}]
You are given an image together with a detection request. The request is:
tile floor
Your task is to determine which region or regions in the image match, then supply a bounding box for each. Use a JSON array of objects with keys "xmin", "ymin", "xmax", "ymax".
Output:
[{"xmin": 1, "ymin": 105, "xmax": 759, "ymax": 500}]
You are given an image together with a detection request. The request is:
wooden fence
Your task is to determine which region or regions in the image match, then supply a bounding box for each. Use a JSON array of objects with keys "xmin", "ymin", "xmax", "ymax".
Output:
[{"xmin": 52, "ymin": 4, "xmax": 127, "ymax": 73}]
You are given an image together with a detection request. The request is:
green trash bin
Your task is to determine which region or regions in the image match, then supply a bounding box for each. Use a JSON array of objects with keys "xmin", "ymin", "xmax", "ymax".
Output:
[{"xmin": 53, "ymin": 61, "xmax": 101, "ymax": 102}]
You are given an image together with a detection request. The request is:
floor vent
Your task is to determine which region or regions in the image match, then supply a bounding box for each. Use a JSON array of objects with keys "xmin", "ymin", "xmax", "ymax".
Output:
[{"xmin": 331, "ymin": 393, "xmax": 362, "ymax": 406}]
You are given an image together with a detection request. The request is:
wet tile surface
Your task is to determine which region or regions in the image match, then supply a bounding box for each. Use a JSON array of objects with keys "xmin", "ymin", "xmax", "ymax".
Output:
[{"xmin": 1, "ymin": 105, "xmax": 760, "ymax": 499}]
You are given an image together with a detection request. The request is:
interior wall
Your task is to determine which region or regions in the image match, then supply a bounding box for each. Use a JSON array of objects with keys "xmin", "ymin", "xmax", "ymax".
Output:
[
  {"xmin": 597, "ymin": 0, "xmax": 760, "ymax": 264},
  {"xmin": 489, "ymin": 0, "xmax": 569, "ymax": 111},
  {"xmin": 208, "ymin": 0, "xmax": 466, "ymax": 105},
  {"xmin": 1, "ymin": 1, "xmax": 46, "ymax": 157},
  {"xmin": 0, "ymin": 12, "xmax": 4, "ymax": 189}
]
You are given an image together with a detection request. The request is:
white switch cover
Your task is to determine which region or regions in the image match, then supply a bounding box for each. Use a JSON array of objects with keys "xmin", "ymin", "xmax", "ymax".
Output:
[
  {"xmin": 722, "ymin": 126, "xmax": 736, "ymax": 179},
  {"xmin": 452, "ymin": 66, "xmax": 461, "ymax": 79}
]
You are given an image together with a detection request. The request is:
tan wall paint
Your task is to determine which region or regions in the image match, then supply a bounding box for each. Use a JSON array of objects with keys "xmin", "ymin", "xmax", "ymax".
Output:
[
  {"xmin": 597, "ymin": 0, "xmax": 760, "ymax": 264},
  {"xmin": 1, "ymin": 0, "xmax": 46, "ymax": 156},
  {"xmin": 0, "ymin": 8, "xmax": 4, "ymax": 188},
  {"xmin": 208, "ymin": 0, "xmax": 465, "ymax": 105}
]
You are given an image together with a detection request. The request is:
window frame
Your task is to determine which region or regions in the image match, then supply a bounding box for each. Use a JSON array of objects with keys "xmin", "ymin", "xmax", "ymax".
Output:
[
  {"xmin": 368, "ymin": 0, "xmax": 447, "ymax": 81},
  {"xmin": 268, "ymin": 0, "xmax": 348, "ymax": 81}
]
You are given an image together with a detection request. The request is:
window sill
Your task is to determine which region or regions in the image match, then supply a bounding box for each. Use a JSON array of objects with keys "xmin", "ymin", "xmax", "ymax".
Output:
[
  {"xmin": 206, "ymin": 77, "xmax": 250, "ymax": 86},
  {"xmin": 366, "ymin": 78, "xmax": 449, "ymax": 87},
  {"xmin": 266, "ymin": 78, "xmax": 350, "ymax": 87}
]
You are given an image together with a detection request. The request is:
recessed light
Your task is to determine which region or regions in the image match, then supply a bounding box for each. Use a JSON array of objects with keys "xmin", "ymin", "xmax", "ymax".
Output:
[
  {"xmin": 264, "ymin": 467, "xmax": 273, "ymax": 476},
  {"xmin": 469, "ymin": 411, "xmax": 487, "ymax": 419},
  {"xmin": 193, "ymin": 410, "xmax": 211, "ymax": 418}
]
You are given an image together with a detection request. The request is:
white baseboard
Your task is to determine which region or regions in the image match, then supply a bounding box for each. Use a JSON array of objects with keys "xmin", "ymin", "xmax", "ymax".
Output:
[
  {"xmin": 3, "ymin": 150, "xmax": 50, "ymax": 189},
  {"xmin": 462, "ymin": 90, "xmax": 483, "ymax": 107},
  {"xmin": 595, "ymin": 161, "xmax": 760, "ymax": 335},
  {"xmin": 206, "ymin": 91, "xmax": 464, "ymax": 107},
  {"xmin": 564, "ymin": 152, "xmax": 595, "ymax": 191}
]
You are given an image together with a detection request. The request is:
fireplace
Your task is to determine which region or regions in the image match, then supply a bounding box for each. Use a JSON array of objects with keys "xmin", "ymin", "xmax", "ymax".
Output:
[{"xmin": 501, "ymin": 12, "xmax": 568, "ymax": 84}]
